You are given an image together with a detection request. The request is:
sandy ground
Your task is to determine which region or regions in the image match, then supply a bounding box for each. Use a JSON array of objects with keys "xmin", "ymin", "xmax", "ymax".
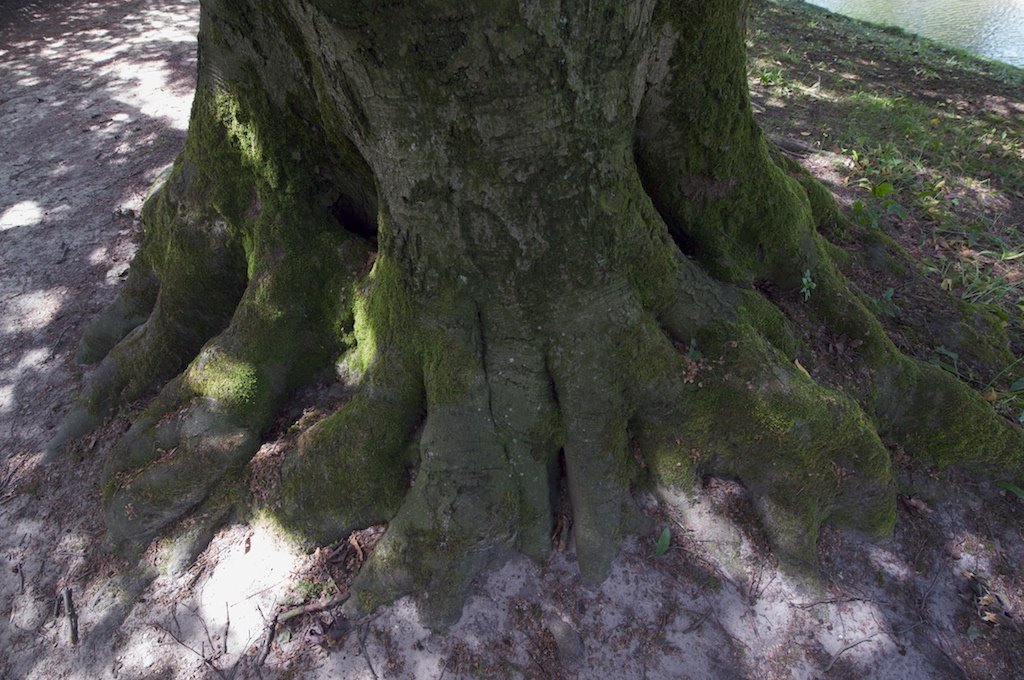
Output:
[{"xmin": 2, "ymin": 2, "xmax": 1023, "ymax": 679}]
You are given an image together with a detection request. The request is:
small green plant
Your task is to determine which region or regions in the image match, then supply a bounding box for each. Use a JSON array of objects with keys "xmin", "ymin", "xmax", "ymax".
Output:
[
  {"xmin": 654, "ymin": 526, "xmax": 671, "ymax": 556},
  {"xmin": 759, "ymin": 65, "xmax": 784, "ymax": 85},
  {"xmin": 930, "ymin": 346, "xmax": 961, "ymax": 379},
  {"xmin": 851, "ymin": 180, "xmax": 907, "ymax": 229},
  {"xmin": 869, "ymin": 287, "xmax": 900, "ymax": 317},
  {"xmin": 800, "ymin": 269, "xmax": 816, "ymax": 301},
  {"xmin": 995, "ymin": 480, "xmax": 1024, "ymax": 501},
  {"xmin": 688, "ymin": 338, "xmax": 702, "ymax": 362},
  {"xmin": 295, "ymin": 578, "xmax": 330, "ymax": 601}
]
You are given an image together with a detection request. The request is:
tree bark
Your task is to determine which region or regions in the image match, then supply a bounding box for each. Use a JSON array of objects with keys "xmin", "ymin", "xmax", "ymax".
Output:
[{"xmin": 50, "ymin": 0, "xmax": 1023, "ymax": 627}]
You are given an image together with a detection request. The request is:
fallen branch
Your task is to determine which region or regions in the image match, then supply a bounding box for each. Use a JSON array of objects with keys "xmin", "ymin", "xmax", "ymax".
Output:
[
  {"xmin": 349, "ymin": 534, "xmax": 365, "ymax": 562},
  {"xmin": 280, "ymin": 594, "xmax": 349, "ymax": 624},
  {"xmin": 0, "ymin": 459, "xmax": 26, "ymax": 493},
  {"xmin": 790, "ymin": 596, "xmax": 874, "ymax": 610},
  {"xmin": 682, "ymin": 608, "xmax": 713, "ymax": 634},
  {"xmin": 825, "ymin": 620, "xmax": 927, "ymax": 674}
]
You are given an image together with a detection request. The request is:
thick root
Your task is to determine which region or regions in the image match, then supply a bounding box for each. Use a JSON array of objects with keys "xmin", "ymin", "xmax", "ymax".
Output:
[
  {"xmin": 277, "ymin": 356, "xmax": 424, "ymax": 543},
  {"xmin": 101, "ymin": 228, "xmax": 366, "ymax": 548},
  {"xmin": 342, "ymin": 301, "xmax": 528, "ymax": 627},
  {"xmin": 45, "ymin": 182, "xmax": 248, "ymax": 461}
]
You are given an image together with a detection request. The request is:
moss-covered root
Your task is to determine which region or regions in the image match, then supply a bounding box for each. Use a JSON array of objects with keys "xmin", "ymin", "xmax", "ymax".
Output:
[
  {"xmin": 75, "ymin": 174, "xmax": 176, "ymax": 365},
  {"xmin": 636, "ymin": 0, "xmax": 817, "ymax": 287},
  {"xmin": 314, "ymin": 292, "xmax": 568, "ymax": 628},
  {"xmin": 341, "ymin": 315, "xmax": 517, "ymax": 628},
  {"xmin": 43, "ymin": 200, "xmax": 247, "ymax": 462},
  {"xmin": 100, "ymin": 233, "xmax": 363, "ymax": 551},
  {"xmin": 876, "ymin": 359, "xmax": 1024, "ymax": 475},
  {"xmin": 809, "ymin": 262, "xmax": 1024, "ymax": 477},
  {"xmin": 277, "ymin": 357, "xmax": 425, "ymax": 543},
  {"xmin": 644, "ymin": 321, "xmax": 897, "ymax": 567},
  {"xmin": 546, "ymin": 285, "xmax": 656, "ymax": 584},
  {"xmin": 98, "ymin": 374, "xmax": 253, "ymax": 555},
  {"xmin": 75, "ymin": 257, "xmax": 160, "ymax": 365}
]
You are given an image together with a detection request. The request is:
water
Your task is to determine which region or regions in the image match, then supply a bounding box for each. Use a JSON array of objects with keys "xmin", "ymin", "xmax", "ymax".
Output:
[{"xmin": 805, "ymin": 0, "xmax": 1024, "ymax": 68}]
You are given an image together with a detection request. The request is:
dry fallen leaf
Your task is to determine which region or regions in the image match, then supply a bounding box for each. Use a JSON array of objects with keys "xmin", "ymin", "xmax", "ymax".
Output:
[{"xmin": 898, "ymin": 494, "xmax": 932, "ymax": 515}]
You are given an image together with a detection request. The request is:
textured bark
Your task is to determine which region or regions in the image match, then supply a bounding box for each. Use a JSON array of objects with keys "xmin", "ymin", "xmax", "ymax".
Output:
[{"xmin": 51, "ymin": 0, "xmax": 1023, "ymax": 628}]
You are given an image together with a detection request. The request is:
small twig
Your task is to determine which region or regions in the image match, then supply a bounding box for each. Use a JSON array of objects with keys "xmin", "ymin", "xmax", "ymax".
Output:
[
  {"xmin": 790, "ymin": 596, "xmax": 874, "ymax": 610},
  {"xmin": 358, "ymin": 623, "xmax": 378, "ymax": 680},
  {"xmin": 280, "ymin": 594, "xmax": 348, "ymax": 624},
  {"xmin": 151, "ymin": 622, "xmax": 227, "ymax": 680},
  {"xmin": 682, "ymin": 608, "xmax": 713, "ymax": 634},
  {"xmin": 918, "ymin": 568, "xmax": 943, "ymax": 610},
  {"xmin": 55, "ymin": 241, "xmax": 69, "ymax": 264},
  {"xmin": 243, "ymin": 577, "xmax": 289, "ymax": 601},
  {"xmin": 702, "ymin": 594, "xmax": 748, "ymax": 649},
  {"xmin": 897, "ymin": 620, "xmax": 928, "ymax": 636},
  {"xmin": 255, "ymin": 612, "xmax": 278, "ymax": 670},
  {"xmin": 45, "ymin": 324, "xmax": 72, "ymax": 362},
  {"xmin": 825, "ymin": 632, "xmax": 882, "ymax": 673},
  {"xmin": 194, "ymin": 607, "xmax": 218, "ymax": 657},
  {"xmin": 824, "ymin": 619, "xmax": 928, "ymax": 675},
  {"xmin": 16, "ymin": 564, "xmax": 24, "ymax": 593},
  {"xmin": 749, "ymin": 556, "xmax": 777, "ymax": 602},
  {"xmin": 925, "ymin": 631, "xmax": 969, "ymax": 680},
  {"xmin": 327, "ymin": 542, "xmax": 350, "ymax": 563},
  {"xmin": 224, "ymin": 602, "xmax": 230, "ymax": 655},
  {"xmin": 62, "ymin": 588, "xmax": 79, "ymax": 645},
  {"xmin": 0, "ymin": 459, "xmax": 27, "ymax": 493}
]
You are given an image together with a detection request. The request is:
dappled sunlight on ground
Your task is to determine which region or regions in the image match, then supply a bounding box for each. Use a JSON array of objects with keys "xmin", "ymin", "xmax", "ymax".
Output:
[
  {"xmin": 0, "ymin": 2, "xmax": 200, "ymax": 677},
  {"xmin": 0, "ymin": 200, "xmax": 44, "ymax": 230},
  {"xmin": 0, "ymin": 0, "xmax": 197, "ymax": 464}
]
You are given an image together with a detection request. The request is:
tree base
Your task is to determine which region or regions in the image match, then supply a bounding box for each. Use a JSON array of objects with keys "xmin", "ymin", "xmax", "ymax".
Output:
[{"xmin": 48, "ymin": 0, "xmax": 1024, "ymax": 630}]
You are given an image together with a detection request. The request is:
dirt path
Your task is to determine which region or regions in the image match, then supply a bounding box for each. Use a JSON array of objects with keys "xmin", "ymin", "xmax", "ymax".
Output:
[
  {"xmin": 0, "ymin": 0, "xmax": 196, "ymax": 462},
  {"xmin": 1, "ymin": 2, "xmax": 1022, "ymax": 679}
]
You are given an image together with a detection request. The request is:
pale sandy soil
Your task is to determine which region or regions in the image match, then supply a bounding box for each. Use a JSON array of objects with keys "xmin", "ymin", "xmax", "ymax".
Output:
[{"xmin": 1, "ymin": 2, "xmax": 1021, "ymax": 679}]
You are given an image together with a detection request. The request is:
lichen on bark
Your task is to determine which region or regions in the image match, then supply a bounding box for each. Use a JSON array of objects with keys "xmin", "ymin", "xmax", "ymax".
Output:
[{"xmin": 51, "ymin": 0, "xmax": 1023, "ymax": 629}]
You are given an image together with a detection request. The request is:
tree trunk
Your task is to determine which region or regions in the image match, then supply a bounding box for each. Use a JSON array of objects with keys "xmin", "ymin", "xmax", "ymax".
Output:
[{"xmin": 50, "ymin": 0, "xmax": 1022, "ymax": 627}]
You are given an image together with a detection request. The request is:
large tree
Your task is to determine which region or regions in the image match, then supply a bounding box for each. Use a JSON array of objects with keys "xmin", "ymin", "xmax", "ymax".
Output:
[{"xmin": 49, "ymin": 0, "xmax": 1022, "ymax": 626}]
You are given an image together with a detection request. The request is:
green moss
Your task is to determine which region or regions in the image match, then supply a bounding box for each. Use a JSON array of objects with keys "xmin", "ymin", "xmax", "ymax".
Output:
[
  {"xmin": 738, "ymin": 290, "xmax": 800, "ymax": 359},
  {"xmin": 649, "ymin": 320, "xmax": 895, "ymax": 565},
  {"xmin": 186, "ymin": 353, "xmax": 261, "ymax": 409},
  {"xmin": 276, "ymin": 378, "xmax": 423, "ymax": 545},
  {"xmin": 874, "ymin": 360, "xmax": 1024, "ymax": 474},
  {"xmin": 637, "ymin": 0, "xmax": 820, "ymax": 288}
]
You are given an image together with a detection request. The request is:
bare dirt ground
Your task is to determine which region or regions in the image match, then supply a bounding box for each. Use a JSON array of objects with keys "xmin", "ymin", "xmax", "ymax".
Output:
[{"xmin": 2, "ymin": 2, "xmax": 1023, "ymax": 679}]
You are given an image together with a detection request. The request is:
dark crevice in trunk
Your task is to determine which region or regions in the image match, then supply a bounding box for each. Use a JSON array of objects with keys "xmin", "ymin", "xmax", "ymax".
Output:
[
  {"xmin": 551, "ymin": 448, "xmax": 572, "ymax": 547},
  {"xmin": 632, "ymin": 154, "xmax": 701, "ymax": 260},
  {"xmin": 329, "ymin": 192, "xmax": 377, "ymax": 245}
]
